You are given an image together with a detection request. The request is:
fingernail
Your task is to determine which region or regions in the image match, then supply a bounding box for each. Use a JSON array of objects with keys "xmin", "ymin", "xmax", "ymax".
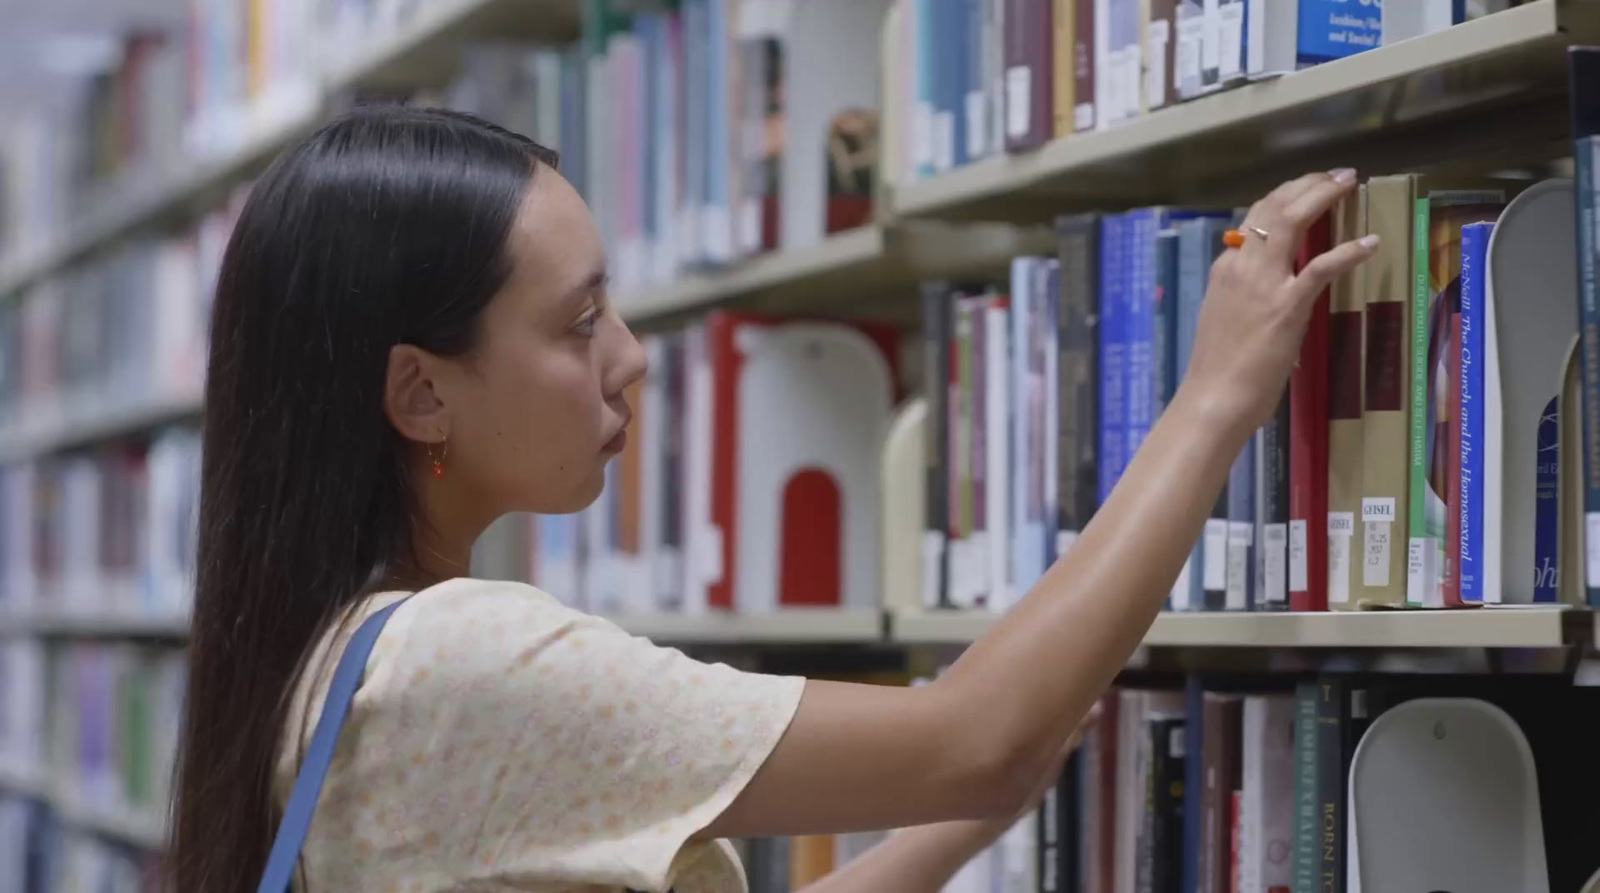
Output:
[
  {"xmin": 1359, "ymin": 234, "xmax": 1381, "ymax": 249},
  {"xmin": 1331, "ymin": 167, "xmax": 1357, "ymax": 184}
]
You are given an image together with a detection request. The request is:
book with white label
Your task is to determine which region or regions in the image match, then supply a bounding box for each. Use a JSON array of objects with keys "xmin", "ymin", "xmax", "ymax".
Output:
[
  {"xmin": 1356, "ymin": 175, "xmax": 1414, "ymax": 609},
  {"xmin": 1327, "ymin": 188, "xmax": 1367, "ymax": 611}
]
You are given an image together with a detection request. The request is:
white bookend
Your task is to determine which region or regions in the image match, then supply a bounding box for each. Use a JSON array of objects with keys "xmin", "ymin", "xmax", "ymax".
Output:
[
  {"xmin": 1484, "ymin": 180, "xmax": 1580, "ymax": 603},
  {"xmin": 882, "ymin": 398, "xmax": 928, "ymax": 614}
]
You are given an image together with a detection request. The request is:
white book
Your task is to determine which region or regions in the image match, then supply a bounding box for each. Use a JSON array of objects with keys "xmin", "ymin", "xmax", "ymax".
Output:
[
  {"xmin": 986, "ymin": 301, "xmax": 1013, "ymax": 611},
  {"xmin": 639, "ymin": 337, "xmax": 668, "ymax": 612},
  {"xmin": 1241, "ymin": 695, "xmax": 1296, "ymax": 893},
  {"xmin": 1244, "ymin": 0, "xmax": 1298, "ymax": 76}
]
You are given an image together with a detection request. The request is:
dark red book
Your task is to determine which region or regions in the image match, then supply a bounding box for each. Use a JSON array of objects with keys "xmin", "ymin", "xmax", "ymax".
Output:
[
  {"xmin": 1004, "ymin": 0, "xmax": 1054, "ymax": 152},
  {"xmin": 1445, "ymin": 312, "xmax": 1465, "ymax": 606},
  {"xmin": 1289, "ymin": 215, "xmax": 1332, "ymax": 611}
]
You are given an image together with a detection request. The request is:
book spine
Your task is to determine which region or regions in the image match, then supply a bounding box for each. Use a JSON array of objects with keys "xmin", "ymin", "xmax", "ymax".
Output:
[
  {"xmin": 1126, "ymin": 209, "xmax": 1156, "ymax": 459},
  {"xmin": 1075, "ymin": 0, "xmax": 1098, "ymax": 131},
  {"xmin": 1407, "ymin": 196, "xmax": 1434, "ymax": 607},
  {"xmin": 1226, "ymin": 436, "xmax": 1255, "ymax": 611},
  {"xmin": 921, "ymin": 282, "xmax": 953, "ymax": 609},
  {"xmin": 1359, "ymin": 176, "xmax": 1412, "ymax": 608},
  {"xmin": 1014, "ymin": 259, "xmax": 1037, "ymax": 597},
  {"xmin": 1032, "ymin": 0, "xmax": 1056, "ymax": 149},
  {"xmin": 1181, "ymin": 677, "xmax": 1204, "ymax": 893},
  {"xmin": 1314, "ymin": 678, "xmax": 1346, "ymax": 893},
  {"xmin": 1259, "ymin": 394, "xmax": 1290, "ymax": 611},
  {"xmin": 1326, "ymin": 189, "xmax": 1366, "ymax": 610},
  {"xmin": 965, "ymin": 0, "xmax": 988, "ymax": 162},
  {"xmin": 970, "ymin": 297, "xmax": 989, "ymax": 605},
  {"xmin": 1577, "ymin": 135, "xmax": 1600, "ymax": 605},
  {"xmin": 1043, "ymin": 259, "xmax": 1063, "ymax": 574},
  {"xmin": 1290, "ymin": 215, "xmax": 1332, "ymax": 612},
  {"xmin": 1053, "ymin": 0, "xmax": 1075, "ymax": 138},
  {"xmin": 1099, "ymin": 214, "xmax": 1127, "ymax": 504},
  {"xmin": 1289, "ymin": 683, "xmax": 1319, "ymax": 893},
  {"xmin": 1058, "ymin": 215, "xmax": 1102, "ymax": 555},
  {"xmin": 1445, "ymin": 306, "xmax": 1463, "ymax": 607},
  {"xmin": 1145, "ymin": 0, "xmax": 1176, "ymax": 112},
  {"xmin": 955, "ymin": 299, "xmax": 976, "ymax": 606},
  {"xmin": 987, "ymin": 297, "xmax": 1013, "ymax": 609},
  {"xmin": 1154, "ymin": 228, "xmax": 1180, "ymax": 420},
  {"xmin": 1004, "ymin": 0, "xmax": 1036, "ymax": 151},
  {"xmin": 913, "ymin": 0, "xmax": 936, "ymax": 180},
  {"xmin": 1459, "ymin": 222, "xmax": 1490, "ymax": 604}
]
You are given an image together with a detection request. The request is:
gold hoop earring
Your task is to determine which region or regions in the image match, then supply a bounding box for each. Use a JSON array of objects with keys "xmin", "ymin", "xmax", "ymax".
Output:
[{"xmin": 426, "ymin": 439, "xmax": 448, "ymax": 479}]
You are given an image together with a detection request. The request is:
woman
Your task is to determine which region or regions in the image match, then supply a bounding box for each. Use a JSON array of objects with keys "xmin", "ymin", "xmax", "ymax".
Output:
[{"xmin": 167, "ymin": 105, "xmax": 1373, "ymax": 893}]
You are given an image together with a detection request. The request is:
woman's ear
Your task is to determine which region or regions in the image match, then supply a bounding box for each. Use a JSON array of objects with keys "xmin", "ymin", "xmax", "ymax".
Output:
[{"xmin": 384, "ymin": 344, "xmax": 450, "ymax": 444}]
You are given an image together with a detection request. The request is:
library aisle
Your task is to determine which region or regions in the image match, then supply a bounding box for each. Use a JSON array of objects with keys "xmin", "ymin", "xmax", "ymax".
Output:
[{"xmin": 3, "ymin": 0, "xmax": 1600, "ymax": 891}]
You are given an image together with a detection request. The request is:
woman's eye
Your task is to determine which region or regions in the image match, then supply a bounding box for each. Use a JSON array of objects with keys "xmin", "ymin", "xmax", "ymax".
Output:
[{"xmin": 573, "ymin": 311, "xmax": 599, "ymax": 337}]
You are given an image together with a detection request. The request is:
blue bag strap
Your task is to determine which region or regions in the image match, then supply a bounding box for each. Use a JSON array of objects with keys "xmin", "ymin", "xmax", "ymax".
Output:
[{"xmin": 257, "ymin": 597, "xmax": 411, "ymax": 893}]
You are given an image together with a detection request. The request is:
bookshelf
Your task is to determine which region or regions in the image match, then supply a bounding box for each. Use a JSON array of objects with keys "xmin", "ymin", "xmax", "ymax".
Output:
[
  {"xmin": 890, "ymin": 607, "xmax": 1590, "ymax": 650},
  {"xmin": 892, "ymin": 0, "xmax": 1600, "ymax": 223},
  {"xmin": 0, "ymin": 609, "xmax": 191, "ymax": 640},
  {"xmin": 51, "ymin": 792, "xmax": 166, "ymax": 852}
]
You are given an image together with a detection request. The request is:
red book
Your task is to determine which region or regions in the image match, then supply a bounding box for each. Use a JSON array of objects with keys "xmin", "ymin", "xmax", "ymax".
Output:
[
  {"xmin": 1289, "ymin": 215, "xmax": 1333, "ymax": 611},
  {"xmin": 1444, "ymin": 312, "xmax": 1465, "ymax": 606}
]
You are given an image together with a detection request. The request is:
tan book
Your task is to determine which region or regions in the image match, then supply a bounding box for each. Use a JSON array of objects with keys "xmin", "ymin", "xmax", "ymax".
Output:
[
  {"xmin": 1357, "ymin": 176, "xmax": 1413, "ymax": 608},
  {"xmin": 1561, "ymin": 334, "xmax": 1586, "ymax": 607},
  {"xmin": 789, "ymin": 835, "xmax": 837, "ymax": 888},
  {"xmin": 1326, "ymin": 188, "xmax": 1366, "ymax": 610},
  {"xmin": 881, "ymin": 397, "xmax": 927, "ymax": 613},
  {"xmin": 1054, "ymin": 0, "xmax": 1077, "ymax": 138}
]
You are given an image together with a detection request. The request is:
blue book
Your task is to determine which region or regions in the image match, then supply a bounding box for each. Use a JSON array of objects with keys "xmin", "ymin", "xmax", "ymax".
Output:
[
  {"xmin": 1181, "ymin": 676, "xmax": 1205, "ymax": 893},
  {"xmin": 1154, "ymin": 229, "xmax": 1181, "ymax": 419},
  {"xmin": 706, "ymin": 0, "xmax": 732, "ymax": 261},
  {"xmin": 914, "ymin": 0, "xmax": 936, "ymax": 180},
  {"xmin": 962, "ymin": 0, "xmax": 987, "ymax": 163},
  {"xmin": 1573, "ymin": 46, "xmax": 1600, "ymax": 606},
  {"xmin": 1459, "ymin": 221, "xmax": 1491, "ymax": 603},
  {"xmin": 1126, "ymin": 209, "xmax": 1230, "ymax": 461},
  {"xmin": 1295, "ymin": 0, "xmax": 1382, "ymax": 66},
  {"xmin": 1099, "ymin": 215, "xmax": 1128, "ymax": 504},
  {"xmin": 638, "ymin": 15, "xmax": 660, "ymax": 266}
]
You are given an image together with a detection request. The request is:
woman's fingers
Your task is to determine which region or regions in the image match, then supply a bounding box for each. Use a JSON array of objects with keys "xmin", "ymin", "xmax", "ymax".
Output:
[
  {"xmin": 1288, "ymin": 234, "xmax": 1381, "ymax": 309},
  {"xmin": 1241, "ymin": 169, "xmax": 1359, "ymax": 262}
]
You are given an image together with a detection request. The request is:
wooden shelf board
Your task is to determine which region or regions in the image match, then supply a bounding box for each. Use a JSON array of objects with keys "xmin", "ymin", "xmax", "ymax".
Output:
[
  {"xmin": 603, "ymin": 608, "xmax": 885, "ymax": 644},
  {"xmin": 890, "ymin": 606, "xmax": 1585, "ymax": 649},
  {"xmin": 0, "ymin": 392, "xmax": 203, "ymax": 464},
  {"xmin": 329, "ymin": 0, "xmax": 581, "ymax": 93}
]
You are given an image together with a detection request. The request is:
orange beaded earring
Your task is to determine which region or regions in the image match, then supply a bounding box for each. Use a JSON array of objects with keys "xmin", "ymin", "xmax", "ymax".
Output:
[{"xmin": 426, "ymin": 438, "xmax": 448, "ymax": 479}]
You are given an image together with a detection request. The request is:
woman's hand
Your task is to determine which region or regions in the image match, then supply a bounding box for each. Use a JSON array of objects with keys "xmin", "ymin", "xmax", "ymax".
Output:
[{"xmin": 1178, "ymin": 168, "xmax": 1377, "ymax": 440}]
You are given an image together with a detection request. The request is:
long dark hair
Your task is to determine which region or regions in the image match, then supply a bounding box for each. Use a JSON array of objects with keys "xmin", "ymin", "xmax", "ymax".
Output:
[{"xmin": 168, "ymin": 105, "xmax": 557, "ymax": 892}]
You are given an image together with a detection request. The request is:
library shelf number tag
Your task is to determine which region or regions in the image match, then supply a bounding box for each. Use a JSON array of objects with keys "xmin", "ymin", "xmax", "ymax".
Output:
[
  {"xmin": 1362, "ymin": 498, "xmax": 1396, "ymax": 588},
  {"xmin": 1006, "ymin": 66, "xmax": 1031, "ymax": 139},
  {"xmin": 1288, "ymin": 519, "xmax": 1309, "ymax": 594},
  {"xmin": 1328, "ymin": 512, "xmax": 1356, "ymax": 603}
]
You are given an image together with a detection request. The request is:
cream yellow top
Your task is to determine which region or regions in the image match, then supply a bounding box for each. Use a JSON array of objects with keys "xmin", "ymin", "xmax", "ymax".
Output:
[{"xmin": 273, "ymin": 578, "xmax": 805, "ymax": 893}]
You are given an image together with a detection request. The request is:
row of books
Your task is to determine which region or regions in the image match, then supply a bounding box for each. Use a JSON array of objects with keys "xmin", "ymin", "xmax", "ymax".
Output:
[
  {"xmin": 403, "ymin": 0, "xmax": 887, "ymax": 297},
  {"xmin": 916, "ymin": 166, "xmax": 1593, "ymax": 615},
  {"xmin": 0, "ymin": 0, "xmax": 343, "ymax": 261},
  {"xmin": 0, "ymin": 428, "xmax": 203, "ymax": 618},
  {"xmin": 1033, "ymin": 673, "xmax": 1600, "ymax": 893},
  {"xmin": 0, "ymin": 195, "xmax": 237, "ymax": 440},
  {"xmin": 0, "ymin": 798, "xmax": 159, "ymax": 893},
  {"xmin": 880, "ymin": 0, "xmax": 1519, "ymax": 186}
]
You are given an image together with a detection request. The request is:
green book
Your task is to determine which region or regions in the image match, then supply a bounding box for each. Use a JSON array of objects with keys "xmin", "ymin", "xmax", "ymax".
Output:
[{"xmin": 1290, "ymin": 682, "xmax": 1320, "ymax": 893}]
